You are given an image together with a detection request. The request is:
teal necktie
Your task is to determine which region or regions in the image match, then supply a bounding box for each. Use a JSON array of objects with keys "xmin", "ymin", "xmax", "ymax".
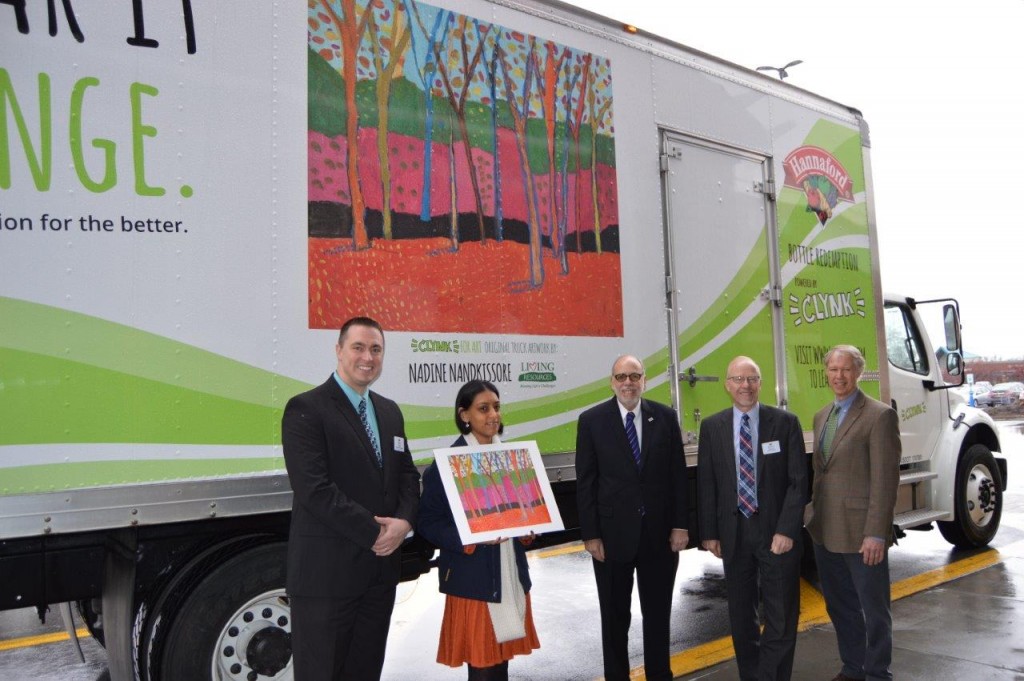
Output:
[
  {"xmin": 358, "ymin": 398, "xmax": 383, "ymax": 468},
  {"xmin": 821, "ymin": 405, "xmax": 841, "ymax": 462}
]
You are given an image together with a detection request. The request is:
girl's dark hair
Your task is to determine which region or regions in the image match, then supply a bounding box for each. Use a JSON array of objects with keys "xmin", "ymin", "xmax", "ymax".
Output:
[{"xmin": 454, "ymin": 380, "xmax": 502, "ymax": 435}]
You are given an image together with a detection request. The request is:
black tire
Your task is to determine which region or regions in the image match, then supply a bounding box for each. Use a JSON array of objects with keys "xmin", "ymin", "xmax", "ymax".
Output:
[
  {"xmin": 157, "ymin": 542, "xmax": 292, "ymax": 680},
  {"xmin": 938, "ymin": 444, "xmax": 1003, "ymax": 548},
  {"xmin": 76, "ymin": 600, "xmax": 105, "ymax": 646}
]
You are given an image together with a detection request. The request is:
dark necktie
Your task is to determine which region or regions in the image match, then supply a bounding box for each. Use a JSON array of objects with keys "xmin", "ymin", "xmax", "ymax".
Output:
[
  {"xmin": 738, "ymin": 413, "xmax": 757, "ymax": 517},
  {"xmin": 358, "ymin": 397, "xmax": 383, "ymax": 468},
  {"xmin": 821, "ymin": 405, "xmax": 841, "ymax": 463},
  {"xmin": 625, "ymin": 411, "xmax": 641, "ymax": 469}
]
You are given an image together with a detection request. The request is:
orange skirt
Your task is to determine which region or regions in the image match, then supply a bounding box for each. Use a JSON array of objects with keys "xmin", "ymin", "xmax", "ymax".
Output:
[{"xmin": 436, "ymin": 592, "xmax": 540, "ymax": 668}]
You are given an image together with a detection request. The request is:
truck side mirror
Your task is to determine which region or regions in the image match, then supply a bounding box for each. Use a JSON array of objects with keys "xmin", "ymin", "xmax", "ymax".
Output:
[
  {"xmin": 943, "ymin": 304, "xmax": 961, "ymax": 353},
  {"xmin": 946, "ymin": 350, "xmax": 963, "ymax": 376}
]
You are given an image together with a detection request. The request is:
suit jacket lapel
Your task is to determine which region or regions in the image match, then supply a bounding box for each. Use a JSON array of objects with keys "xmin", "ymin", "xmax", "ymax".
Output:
[
  {"xmin": 814, "ymin": 404, "xmax": 829, "ymax": 467},
  {"xmin": 721, "ymin": 413, "xmax": 738, "ymax": 485},
  {"xmin": 638, "ymin": 400, "xmax": 654, "ymax": 471},
  {"xmin": 755, "ymin": 404, "xmax": 774, "ymax": 481},
  {"xmin": 612, "ymin": 398, "xmax": 639, "ymax": 475},
  {"xmin": 369, "ymin": 392, "xmax": 390, "ymax": 480}
]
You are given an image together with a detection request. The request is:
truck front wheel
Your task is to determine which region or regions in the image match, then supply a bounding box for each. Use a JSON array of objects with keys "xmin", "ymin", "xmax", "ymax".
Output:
[
  {"xmin": 158, "ymin": 542, "xmax": 292, "ymax": 680},
  {"xmin": 938, "ymin": 444, "xmax": 1003, "ymax": 548}
]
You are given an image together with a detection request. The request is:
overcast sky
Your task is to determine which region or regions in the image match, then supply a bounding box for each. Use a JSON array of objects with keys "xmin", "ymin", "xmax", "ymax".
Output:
[{"xmin": 564, "ymin": 0, "xmax": 1024, "ymax": 359}]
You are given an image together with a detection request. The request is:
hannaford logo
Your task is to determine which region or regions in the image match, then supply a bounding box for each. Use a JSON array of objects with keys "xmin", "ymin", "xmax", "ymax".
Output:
[
  {"xmin": 519, "ymin": 361, "xmax": 556, "ymax": 383},
  {"xmin": 783, "ymin": 146, "xmax": 855, "ymax": 225},
  {"xmin": 788, "ymin": 288, "xmax": 866, "ymax": 326}
]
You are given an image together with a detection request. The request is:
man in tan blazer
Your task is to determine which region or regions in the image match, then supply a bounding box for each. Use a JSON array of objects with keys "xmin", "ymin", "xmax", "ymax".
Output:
[{"xmin": 806, "ymin": 345, "xmax": 900, "ymax": 681}]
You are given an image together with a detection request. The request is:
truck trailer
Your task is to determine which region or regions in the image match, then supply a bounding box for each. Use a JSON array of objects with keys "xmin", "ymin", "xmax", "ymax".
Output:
[{"xmin": 0, "ymin": 0, "xmax": 1006, "ymax": 679}]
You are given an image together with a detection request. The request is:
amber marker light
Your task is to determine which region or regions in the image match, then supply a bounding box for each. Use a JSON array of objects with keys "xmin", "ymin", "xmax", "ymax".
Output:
[{"xmin": 623, "ymin": 24, "xmax": 638, "ymax": 34}]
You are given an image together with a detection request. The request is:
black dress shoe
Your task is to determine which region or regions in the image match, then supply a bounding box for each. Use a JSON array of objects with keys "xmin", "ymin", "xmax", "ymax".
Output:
[{"xmin": 830, "ymin": 674, "xmax": 864, "ymax": 681}]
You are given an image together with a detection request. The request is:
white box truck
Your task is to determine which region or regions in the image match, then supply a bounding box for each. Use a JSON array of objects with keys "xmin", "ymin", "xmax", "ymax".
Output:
[{"xmin": 0, "ymin": 0, "xmax": 1005, "ymax": 678}]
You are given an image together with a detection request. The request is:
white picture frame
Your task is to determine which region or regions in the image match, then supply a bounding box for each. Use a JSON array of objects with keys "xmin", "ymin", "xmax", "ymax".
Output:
[{"xmin": 432, "ymin": 441, "xmax": 565, "ymax": 545}]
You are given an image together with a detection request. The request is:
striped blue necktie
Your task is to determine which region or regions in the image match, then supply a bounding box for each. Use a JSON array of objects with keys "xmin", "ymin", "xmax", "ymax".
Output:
[
  {"xmin": 625, "ymin": 411, "xmax": 641, "ymax": 469},
  {"xmin": 738, "ymin": 413, "xmax": 757, "ymax": 517}
]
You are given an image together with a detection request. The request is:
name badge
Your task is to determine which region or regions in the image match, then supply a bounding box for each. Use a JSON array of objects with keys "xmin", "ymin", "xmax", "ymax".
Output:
[
  {"xmin": 762, "ymin": 440, "xmax": 781, "ymax": 455},
  {"xmin": 394, "ymin": 436, "xmax": 405, "ymax": 452}
]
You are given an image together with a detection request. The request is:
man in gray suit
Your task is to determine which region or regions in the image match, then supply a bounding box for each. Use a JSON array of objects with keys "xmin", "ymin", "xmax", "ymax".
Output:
[
  {"xmin": 697, "ymin": 356, "xmax": 807, "ymax": 681},
  {"xmin": 806, "ymin": 345, "xmax": 901, "ymax": 681}
]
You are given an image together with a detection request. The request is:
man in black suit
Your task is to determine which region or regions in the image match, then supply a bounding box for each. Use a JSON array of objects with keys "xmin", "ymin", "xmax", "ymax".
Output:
[
  {"xmin": 697, "ymin": 356, "xmax": 807, "ymax": 681},
  {"xmin": 282, "ymin": 317, "xmax": 420, "ymax": 681},
  {"xmin": 576, "ymin": 354, "xmax": 689, "ymax": 681}
]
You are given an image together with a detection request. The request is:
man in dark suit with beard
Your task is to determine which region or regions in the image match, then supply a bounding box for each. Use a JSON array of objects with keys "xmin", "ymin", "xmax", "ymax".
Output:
[
  {"xmin": 697, "ymin": 355, "xmax": 807, "ymax": 681},
  {"xmin": 576, "ymin": 354, "xmax": 689, "ymax": 681},
  {"xmin": 282, "ymin": 317, "xmax": 420, "ymax": 681}
]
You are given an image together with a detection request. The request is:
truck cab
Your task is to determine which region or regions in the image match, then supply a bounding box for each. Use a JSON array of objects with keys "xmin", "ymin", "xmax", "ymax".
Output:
[{"xmin": 883, "ymin": 296, "xmax": 1005, "ymax": 547}]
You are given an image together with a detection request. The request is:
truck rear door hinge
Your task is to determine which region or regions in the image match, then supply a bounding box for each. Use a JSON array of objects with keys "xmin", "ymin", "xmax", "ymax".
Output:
[
  {"xmin": 760, "ymin": 285, "xmax": 783, "ymax": 307},
  {"xmin": 754, "ymin": 179, "xmax": 776, "ymax": 201},
  {"xmin": 660, "ymin": 145, "xmax": 683, "ymax": 173}
]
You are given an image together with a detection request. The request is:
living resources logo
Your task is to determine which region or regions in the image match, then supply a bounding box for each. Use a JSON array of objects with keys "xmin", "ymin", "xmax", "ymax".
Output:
[{"xmin": 519, "ymin": 361, "xmax": 556, "ymax": 383}]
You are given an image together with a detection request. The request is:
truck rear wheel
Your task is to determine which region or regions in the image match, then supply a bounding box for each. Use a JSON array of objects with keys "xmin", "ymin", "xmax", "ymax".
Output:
[
  {"xmin": 157, "ymin": 542, "xmax": 292, "ymax": 680},
  {"xmin": 938, "ymin": 444, "xmax": 1003, "ymax": 548}
]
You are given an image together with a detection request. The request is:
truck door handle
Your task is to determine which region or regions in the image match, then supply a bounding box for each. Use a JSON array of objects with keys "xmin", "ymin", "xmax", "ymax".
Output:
[{"xmin": 679, "ymin": 367, "xmax": 719, "ymax": 388}]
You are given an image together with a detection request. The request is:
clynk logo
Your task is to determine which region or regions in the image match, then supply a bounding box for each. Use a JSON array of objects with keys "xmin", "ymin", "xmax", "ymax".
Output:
[
  {"xmin": 410, "ymin": 338, "xmax": 460, "ymax": 353},
  {"xmin": 788, "ymin": 288, "xmax": 867, "ymax": 327},
  {"xmin": 783, "ymin": 146, "xmax": 854, "ymax": 225}
]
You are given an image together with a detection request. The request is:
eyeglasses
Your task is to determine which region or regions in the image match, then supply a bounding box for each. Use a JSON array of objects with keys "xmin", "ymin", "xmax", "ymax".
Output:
[
  {"xmin": 613, "ymin": 372, "xmax": 644, "ymax": 382},
  {"xmin": 727, "ymin": 376, "xmax": 762, "ymax": 385}
]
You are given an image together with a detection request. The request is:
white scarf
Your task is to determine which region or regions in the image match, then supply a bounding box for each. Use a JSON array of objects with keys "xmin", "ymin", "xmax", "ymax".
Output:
[{"xmin": 463, "ymin": 432, "xmax": 527, "ymax": 643}]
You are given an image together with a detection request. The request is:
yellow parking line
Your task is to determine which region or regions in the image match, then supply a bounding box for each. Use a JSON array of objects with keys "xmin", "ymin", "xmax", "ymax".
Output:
[
  {"xmin": 534, "ymin": 541, "xmax": 586, "ymax": 559},
  {"xmin": 660, "ymin": 548, "xmax": 1004, "ymax": 680},
  {"xmin": 890, "ymin": 548, "xmax": 1003, "ymax": 600},
  {"xmin": 667, "ymin": 633, "xmax": 737, "ymax": 678},
  {"xmin": 662, "ymin": 579, "xmax": 826, "ymax": 677},
  {"xmin": 796, "ymin": 572, "xmax": 833, "ymax": 629},
  {"xmin": 0, "ymin": 627, "xmax": 91, "ymax": 652}
]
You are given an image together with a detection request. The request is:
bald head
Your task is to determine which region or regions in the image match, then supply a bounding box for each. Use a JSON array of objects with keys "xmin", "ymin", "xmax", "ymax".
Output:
[{"xmin": 724, "ymin": 356, "xmax": 762, "ymax": 412}]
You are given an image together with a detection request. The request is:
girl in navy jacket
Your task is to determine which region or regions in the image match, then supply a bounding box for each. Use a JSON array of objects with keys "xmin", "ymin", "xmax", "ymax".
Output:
[{"xmin": 418, "ymin": 380, "xmax": 539, "ymax": 681}]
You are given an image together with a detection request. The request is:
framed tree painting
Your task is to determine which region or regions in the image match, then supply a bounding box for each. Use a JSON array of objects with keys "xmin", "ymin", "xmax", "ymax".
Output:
[{"xmin": 432, "ymin": 441, "xmax": 565, "ymax": 544}]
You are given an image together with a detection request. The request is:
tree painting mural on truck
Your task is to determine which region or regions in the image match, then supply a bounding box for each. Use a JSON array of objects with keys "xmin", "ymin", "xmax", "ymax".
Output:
[{"xmin": 307, "ymin": 0, "xmax": 623, "ymax": 336}]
